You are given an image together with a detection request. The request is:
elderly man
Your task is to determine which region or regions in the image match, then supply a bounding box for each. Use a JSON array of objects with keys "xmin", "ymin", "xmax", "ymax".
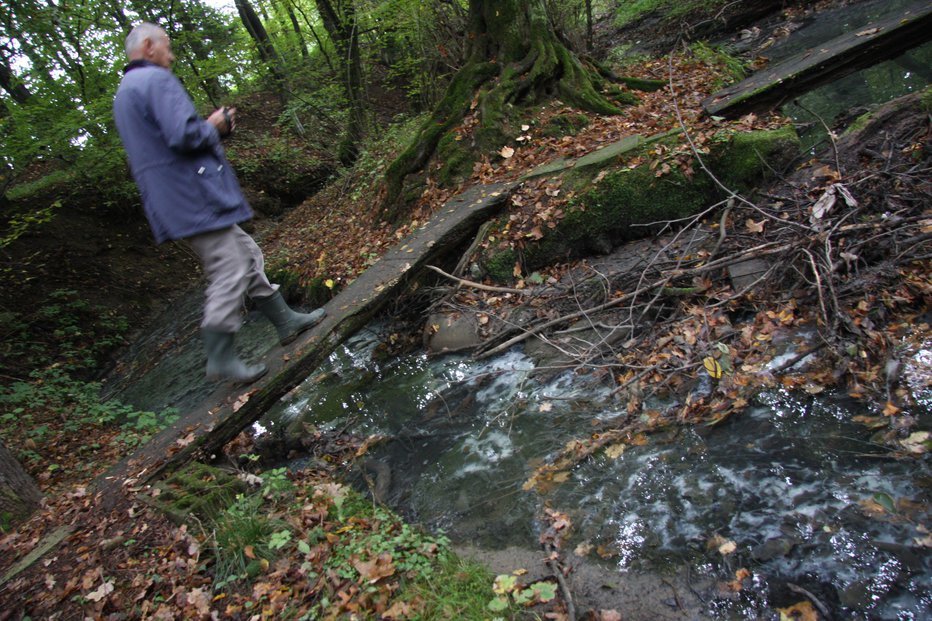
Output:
[{"xmin": 113, "ymin": 23, "xmax": 324, "ymax": 384}]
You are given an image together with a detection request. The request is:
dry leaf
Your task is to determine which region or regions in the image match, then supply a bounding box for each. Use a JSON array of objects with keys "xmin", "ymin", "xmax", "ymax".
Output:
[
  {"xmin": 745, "ymin": 218, "xmax": 765, "ymax": 233},
  {"xmin": 500, "ymin": 146, "xmax": 515, "ymax": 159},
  {"xmin": 574, "ymin": 541, "xmax": 594, "ymax": 556},
  {"xmin": 777, "ymin": 600, "xmax": 819, "ymax": 621},
  {"xmin": 604, "ymin": 443, "xmax": 626, "ymax": 459},
  {"xmin": 86, "ymin": 580, "xmax": 115, "ymax": 603}
]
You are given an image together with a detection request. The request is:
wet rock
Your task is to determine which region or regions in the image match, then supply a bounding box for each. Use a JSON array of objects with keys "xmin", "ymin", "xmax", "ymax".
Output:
[
  {"xmin": 423, "ymin": 311, "xmax": 481, "ymax": 354},
  {"xmin": 838, "ymin": 579, "xmax": 873, "ymax": 610},
  {"xmin": 752, "ymin": 537, "xmax": 795, "ymax": 561}
]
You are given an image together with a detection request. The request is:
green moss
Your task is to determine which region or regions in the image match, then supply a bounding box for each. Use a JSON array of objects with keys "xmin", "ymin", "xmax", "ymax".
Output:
[
  {"xmin": 617, "ymin": 76, "xmax": 666, "ymax": 92},
  {"xmin": 558, "ymin": 165, "xmax": 712, "ymax": 249},
  {"xmin": 710, "ymin": 125, "xmax": 801, "ymax": 190},
  {"xmin": 436, "ymin": 131, "xmax": 476, "ymax": 188},
  {"xmin": 690, "ymin": 41, "xmax": 747, "ymax": 88},
  {"xmin": 481, "ymin": 247, "xmax": 518, "ymax": 282},
  {"xmin": 542, "ymin": 113, "xmax": 591, "ymax": 138},
  {"xmin": 479, "ymin": 126, "xmax": 799, "ymax": 282},
  {"xmin": 842, "ymin": 110, "xmax": 875, "ymax": 136},
  {"xmin": 920, "ymin": 86, "xmax": 932, "ymax": 113}
]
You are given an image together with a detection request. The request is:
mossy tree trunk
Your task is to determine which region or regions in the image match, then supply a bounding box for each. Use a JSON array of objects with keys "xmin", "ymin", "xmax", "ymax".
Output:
[{"xmin": 378, "ymin": 0, "xmax": 630, "ymax": 222}]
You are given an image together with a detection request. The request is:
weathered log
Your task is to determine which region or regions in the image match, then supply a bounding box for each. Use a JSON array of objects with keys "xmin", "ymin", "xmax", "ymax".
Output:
[
  {"xmin": 703, "ymin": 0, "xmax": 932, "ymax": 117},
  {"xmin": 93, "ymin": 182, "xmax": 518, "ymax": 502}
]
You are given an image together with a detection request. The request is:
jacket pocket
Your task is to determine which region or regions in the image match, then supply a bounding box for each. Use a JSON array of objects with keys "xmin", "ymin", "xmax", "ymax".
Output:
[{"xmin": 194, "ymin": 160, "xmax": 244, "ymax": 214}]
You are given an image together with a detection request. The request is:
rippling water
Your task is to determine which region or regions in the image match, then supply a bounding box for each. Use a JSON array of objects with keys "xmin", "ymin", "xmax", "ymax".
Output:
[{"xmin": 260, "ymin": 325, "xmax": 931, "ymax": 620}]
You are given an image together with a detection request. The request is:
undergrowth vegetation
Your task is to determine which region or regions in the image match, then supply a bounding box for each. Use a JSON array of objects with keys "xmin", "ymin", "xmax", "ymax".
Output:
[{"xmin": 175, "ymin": 468, "xmax": 514, "ymax": 620}]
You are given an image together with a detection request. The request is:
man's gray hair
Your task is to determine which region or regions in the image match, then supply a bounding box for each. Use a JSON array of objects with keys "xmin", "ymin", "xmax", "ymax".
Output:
[{"xmin": 124, "ymin": 22, "xmax": 164, "ymax": 58}]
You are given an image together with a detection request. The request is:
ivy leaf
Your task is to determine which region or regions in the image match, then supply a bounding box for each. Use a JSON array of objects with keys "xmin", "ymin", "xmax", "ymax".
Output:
[
  {"xmin": 530, "ymin": 580, "xmax": 557, "ymax": 602},
  {"xmin": 492, "ymin": 574, "xmax": 518, "ymax": 595},
  {"xmin": 488, "ymin": 596, "xmax": 509, "ymax": 612}
]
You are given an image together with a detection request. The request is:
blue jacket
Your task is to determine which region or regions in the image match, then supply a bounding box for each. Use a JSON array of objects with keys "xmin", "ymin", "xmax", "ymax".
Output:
[{"xmin": 113, "ymin": 61, "xmax": 253, "ymax": 243}]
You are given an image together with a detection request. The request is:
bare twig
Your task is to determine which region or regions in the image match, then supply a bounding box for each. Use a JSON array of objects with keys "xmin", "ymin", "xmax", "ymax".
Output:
[{"xmin": 425, "ymin": 264, "xmax": 529, "ymax": 295}]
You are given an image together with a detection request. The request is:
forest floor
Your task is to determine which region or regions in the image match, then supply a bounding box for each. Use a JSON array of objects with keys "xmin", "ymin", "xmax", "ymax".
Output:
[{"xmin": 1, "ymin": 1, "xmax": 930, "ymax": 619}]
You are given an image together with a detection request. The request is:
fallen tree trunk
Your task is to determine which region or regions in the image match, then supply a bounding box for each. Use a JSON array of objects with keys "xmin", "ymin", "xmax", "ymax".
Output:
[{"xmin": 703, "ymin": 0, "xmax": 932, "ymax": 117}]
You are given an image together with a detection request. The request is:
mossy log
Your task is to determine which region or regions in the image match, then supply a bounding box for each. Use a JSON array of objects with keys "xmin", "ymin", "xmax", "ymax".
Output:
[
  {"xmin": 479, "ymin": 127, "xmax": 801, "ymax": 281},
  {"xmin": 378, "ymin": 0, "xmax": 635, "ymax": 222}
]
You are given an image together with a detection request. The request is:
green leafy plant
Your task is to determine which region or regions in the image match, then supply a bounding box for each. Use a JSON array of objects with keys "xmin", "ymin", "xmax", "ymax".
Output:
[{"xmin": 488, "ymin": 572, "xmax": 558, "ymax": 612}]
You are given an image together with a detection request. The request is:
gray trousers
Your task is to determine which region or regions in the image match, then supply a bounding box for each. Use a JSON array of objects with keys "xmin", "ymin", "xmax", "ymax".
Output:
[{"xmin": 187, "ymin": 224, "xmax": 278, "ymax": 332}]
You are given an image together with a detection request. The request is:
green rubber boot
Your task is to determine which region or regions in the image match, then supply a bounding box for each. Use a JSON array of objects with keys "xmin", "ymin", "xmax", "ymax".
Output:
[
  {"xmin": 203, "ymin": 329, "xmax": 268, "ymax": 384},
  {"xmin": 255, "ymin": 291, "xmax": 326, "ymax": 345}
]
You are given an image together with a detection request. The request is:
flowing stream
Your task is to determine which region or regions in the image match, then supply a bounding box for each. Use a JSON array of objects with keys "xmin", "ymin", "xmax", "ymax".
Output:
[
  {"xmin": 252, "ymin": 325, "xmax": 930, "ymax": 620},
  {"xmin": 101, "ymin": 4, "xmax": 932, "ymax": 614}
]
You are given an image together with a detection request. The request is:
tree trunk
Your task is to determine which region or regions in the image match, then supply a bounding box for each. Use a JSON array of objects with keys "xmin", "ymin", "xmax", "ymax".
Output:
[
  {"xmin": 0, "ymin": 52, "xmax": 31, "ymax": 104},
  {"xmin": 378, "ymin": 0, "xmax": 631, "ymax": 222},
  {"xmin": 285, "ymin": 2, "xmax": 309, "ymax": 60},
  {"xmin": 234, "ymin": 0, "xmax": 288, "ymax": 97},
  {"xmin": 0, "ymin": 439, "xmax": 43, "ymax": 525},
  {"xmin": 315, "ymin": 0, "xmax": 366, "ymax": 167}
]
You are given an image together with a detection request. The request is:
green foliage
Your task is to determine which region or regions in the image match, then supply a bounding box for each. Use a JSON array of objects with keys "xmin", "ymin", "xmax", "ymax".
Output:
[
  {"xmin": 210, "ymin": 492, "xmax": 283, "ymax": 586},
  {"xmin": 0, "ymin": 200, "xmax": 61, "ymax": 249},
  {"xmin": 0, "ymin": 289, "xmax": 129, "ymax": 376},
  {"xmin": 0, "ymin": 365, "xmax": 179, "ymax": 468},
  {"xmin": 401, "ymin": 554, "xmax": 516, "ymax": 620},
  {"xmin": 225, "ymin": 131, "xmax": 324, "ymax": 200},
  {"xmin": 0, "ymin": 1, "xmax": 246, "ymax": 210},
  {"xmin": 324, "ymin": 494, "xmax": 449, "ymax": 583},
  {"xmin": 487, "ymin": 572, "xmax": 557, "ymax": 613}
]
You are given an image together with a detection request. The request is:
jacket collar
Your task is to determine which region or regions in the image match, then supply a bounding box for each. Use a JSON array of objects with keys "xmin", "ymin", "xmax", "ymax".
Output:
[{"xmin": 123, "ymin": 59, "xmax": 160, "ymax": 74}]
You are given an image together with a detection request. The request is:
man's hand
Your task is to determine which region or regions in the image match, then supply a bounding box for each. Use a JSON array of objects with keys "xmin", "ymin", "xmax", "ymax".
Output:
[{"xmin": 207, "ymin": 106, "xmax": 236, "ymax": 137}]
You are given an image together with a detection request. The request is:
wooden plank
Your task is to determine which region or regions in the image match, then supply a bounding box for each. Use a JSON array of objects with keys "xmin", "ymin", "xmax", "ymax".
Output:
[
  {"xmin": 703, "ymin": 1, "xmax": 932, "ymax": 117},
  {"xmin": 93, "ymin": 182, "xmax": 517, "ymax": 502}
]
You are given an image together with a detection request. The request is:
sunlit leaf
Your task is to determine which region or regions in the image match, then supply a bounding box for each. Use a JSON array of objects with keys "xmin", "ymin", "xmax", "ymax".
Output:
[
  {"xmin": 493, "ymin": 574, "xmax": 518, "ymax": 595},
  {"xmin": 703, "ymin": 356, "xmax": 723, "ymax": 379},
  {"xmin": 324, "ymin": 279, "xmax": 335, "ymax": 289},
  {"xmin": 777, "ymin": 601, "xmax": 818, "ymax": 621}
]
